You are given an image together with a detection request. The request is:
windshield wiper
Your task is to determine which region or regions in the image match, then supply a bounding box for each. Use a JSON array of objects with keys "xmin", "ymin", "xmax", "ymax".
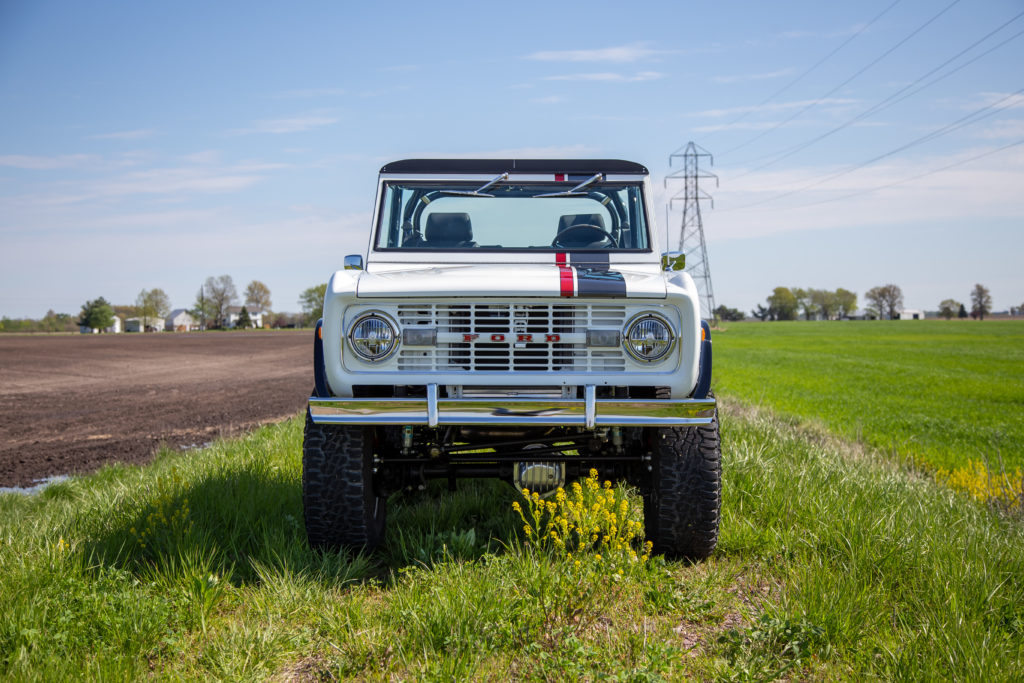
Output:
[
  {"xmin": 439, "ymin": 172, "xmax": 509, "ymax": 198},
  {"xmin": 535, "ymin": 173, "xmax": 604, "ymax": 198}
]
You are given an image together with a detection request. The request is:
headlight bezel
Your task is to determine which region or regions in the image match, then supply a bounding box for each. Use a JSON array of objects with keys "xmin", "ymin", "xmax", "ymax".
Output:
[
  {"xmin": 622, "ymin": 312, "xmax": 676, "ymax": 363},
  {"xmin": 347, "ymin": 311, "xmax": 400, "ymax": 362}
]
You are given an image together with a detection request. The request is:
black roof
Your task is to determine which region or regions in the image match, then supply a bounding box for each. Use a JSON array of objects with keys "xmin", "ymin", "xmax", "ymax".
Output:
[{"xmin": 380, "ymin": 158, "xmax": 648, "ymax": 175}]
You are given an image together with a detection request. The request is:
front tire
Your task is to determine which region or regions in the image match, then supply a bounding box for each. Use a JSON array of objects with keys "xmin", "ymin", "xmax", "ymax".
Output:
[
  {"xmin": 302, "ymin": 412, "xmax": 386, "ymax": 551},
  {"xmin": 643, "ymin": 413, "xmax": 721, "ymax": 561}
]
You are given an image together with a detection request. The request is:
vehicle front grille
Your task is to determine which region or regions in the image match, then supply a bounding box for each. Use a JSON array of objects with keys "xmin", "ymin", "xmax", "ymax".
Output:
[{"xmin": 395, "ymin": 303, "xmax": 627, "ymax": 372}]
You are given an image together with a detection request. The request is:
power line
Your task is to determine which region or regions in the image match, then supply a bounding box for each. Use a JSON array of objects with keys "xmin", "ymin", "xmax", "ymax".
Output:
[
  {"xmin": 775, "ymin": 138, "xmax": 1024, "ymax": 211},
  {"xmin": 721, "ymin": 86, "xmax": 1024, "ymax": 211},
  {"xmin": 718, "ymin": 0, "xmax": 963, "ymax": 158},
  {"xmin": 703, "ymin": 0, "xmax": 903, "ymax": 141},
  {"xmin": 732, "ymin": 10, "xmax": 1024, "ymax": 177}
]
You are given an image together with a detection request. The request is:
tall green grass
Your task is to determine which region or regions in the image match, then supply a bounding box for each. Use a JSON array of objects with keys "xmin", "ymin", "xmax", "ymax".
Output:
[
  {"xmin": 714, "ymin": 320, "xmax": 1024, "ymax": 478},
  {"xmin": 2, "ymin": 408, "xmax": 1021, "ymax": 679}
]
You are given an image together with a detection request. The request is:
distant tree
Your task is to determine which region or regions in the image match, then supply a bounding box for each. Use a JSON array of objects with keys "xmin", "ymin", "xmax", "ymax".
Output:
[
  {"xmin": 112, "ymin": 304, "xmax": 139, "ymax": 321},
  {"xmin": 236, "ymin": 306, "xmax": 252, "ymax": 329},
  {"xmin": 135, "ymin": 288, "xmax": 171, "ymax": 330},
  {"xmin": 865, "ymin": 284, "xmax": 903, "ymax": 320},
  {"xmin": 201, "ymin": 275, "xmax": 238, "ymax": 328},
  {"xmin": 244, "ymin": 280, "xmax": 272, "ymax": 313},
  {"xmin": 751, "ymin": 304, "xmax": 771, "ymax": 322},
  {"xmin": 958, "ymin": 303, "xmax": 968, "ymax": 319},
  {"xmin": 834, "ymin": 288, "xmax": 858, "ymax": 319},
  {"xmin": 970, "ymin": 283, "xmax": 992, "ymax": 320},
  {"xmin": 299, "ymin": 283, "xmax": 328, "ymax": 326},
  {"xmin": 713, "ymin": 305, "xmax": 745, "ymax": 322},
  {"xmin": 810, "ymin": 288, "xmax": 840, "ymax": 320},
  {"xmin": 766, "ymin": 287, "xmax": 798, "ymax": 321},
  {"xmin": 792, "ymin": 288, "xmax": 818, "ymax": 320},
  {"xmin": 78, "ymin": 297, "xmax": 115, "ymax": 332},
  {"xmin": 938, "ymin": 299, "xmax": 961, "ymax": 320}
]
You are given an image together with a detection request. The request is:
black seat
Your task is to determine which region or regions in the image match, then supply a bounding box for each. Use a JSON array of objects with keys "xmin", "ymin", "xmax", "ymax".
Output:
[
  {"xmin": 557, "ymin": 213, "xmax": 606, "ymax": 234},
  {"xmin": 424, "ymin": 213, "xmax": 475, "ymax": 247},
  {"xmin": 555, "ymin": 213, "xmax": 614, "ymax": 248}
]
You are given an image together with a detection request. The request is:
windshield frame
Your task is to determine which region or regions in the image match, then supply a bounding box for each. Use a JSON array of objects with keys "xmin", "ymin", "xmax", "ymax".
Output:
[{"xmin": 370, "ymin": 173, "xmax": 655, "ymax": 257}]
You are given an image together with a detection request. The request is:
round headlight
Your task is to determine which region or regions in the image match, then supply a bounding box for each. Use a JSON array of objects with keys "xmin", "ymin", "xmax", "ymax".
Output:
[
  {"xmin": 348, "ymin": 313, "xmax": 398, "ymax": 361},
  {"xmin": 624, "ymin": 314, "xmax": 674, "ymax": 362}
]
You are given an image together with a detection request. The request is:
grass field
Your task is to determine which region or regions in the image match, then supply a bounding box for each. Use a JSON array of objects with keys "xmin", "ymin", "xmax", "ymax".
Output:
[
  {"xmin": 2, "ymin": 408, "xmax": 1023, "ymax": 680},
  {"xmin": 714, "ymin": 320, "xmax": 1024, "ymax": 499}
]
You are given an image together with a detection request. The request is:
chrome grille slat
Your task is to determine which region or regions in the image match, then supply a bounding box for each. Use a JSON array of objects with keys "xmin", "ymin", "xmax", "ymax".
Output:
[{"xmin": 396, "ymin": 303, "xmax": 627, "ymax": 372}]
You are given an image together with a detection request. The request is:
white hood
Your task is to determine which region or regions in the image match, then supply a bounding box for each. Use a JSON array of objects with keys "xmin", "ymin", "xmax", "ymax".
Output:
[{"xmin": 356, "ymin": 263, "xmax": 667, "ymax": 299}]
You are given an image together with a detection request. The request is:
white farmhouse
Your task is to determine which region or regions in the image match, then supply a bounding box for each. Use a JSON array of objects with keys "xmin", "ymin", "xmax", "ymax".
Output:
[
  {"xmin": 165, "ymin": 309, "xmax": 196, "ymax": 332},
  {"xmin": 897, "ymin": 309, "xmax": 923, "ymax": 320},
  {"xmin": 227, "ymin": 306, "xmax": 264, "ymax": 329}
]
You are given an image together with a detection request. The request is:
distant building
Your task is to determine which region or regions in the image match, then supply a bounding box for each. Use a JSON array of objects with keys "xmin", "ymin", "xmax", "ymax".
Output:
[
  {"xmin": 165, "ymin": 309, "xmax": 197, "ymax": 332},
  {"xmin": 80, "ymin": 316, "xmax": 122, "ymax": 334},
  {"xmin": 844, "ymin": 309, "xmax": 878, "ymax": 321},
  {"xmin": 897, "ymin": 309, "xmax": 923, "ymax": 320},
  {"xmin": 125, "ymin": 317, "xmax": 166, "ymax": 332},
  {"xmin": 226, "ymin": 306, "xmax": 264, "ymax": 329}
]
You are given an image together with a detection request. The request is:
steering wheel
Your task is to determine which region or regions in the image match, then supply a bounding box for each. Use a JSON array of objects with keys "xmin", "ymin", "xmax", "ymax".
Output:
[{"xmin": 551, "ymin": 224, "xmax": 618, "ymax": 249}]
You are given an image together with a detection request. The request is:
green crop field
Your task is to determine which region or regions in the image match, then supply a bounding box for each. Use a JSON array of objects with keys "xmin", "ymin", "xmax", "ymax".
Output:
[{"xmin": 714, "ymin": 320, "xmax": 1024, "ymax": 496}]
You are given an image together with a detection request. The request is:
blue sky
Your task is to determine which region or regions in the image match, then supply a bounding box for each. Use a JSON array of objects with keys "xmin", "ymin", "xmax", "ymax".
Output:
[{"xmin": 1, "ymin": 0, "xmax": 1022, "ymax": 319}]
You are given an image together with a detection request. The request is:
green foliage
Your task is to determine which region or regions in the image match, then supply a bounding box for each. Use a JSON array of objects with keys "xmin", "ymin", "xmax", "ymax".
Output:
[
  {"xmin": 939, "ymin": 298, "xmax": 961, "ymax": 320},
  {"xmin": 235, "ymin": 306, "xmax": 252, "ymax": 329},
  {"xmin": 971, "ymin": 283, "xmax": 993, "ymax": 320},
  {"xmin": 0, "ymin": 310, "xmax": 76, "ymax": 333},
  {"xmin": 714, "ymin": 305, "xmax": 746, "ymax": 322},
  {"xmin": 77, "ymin": 297, "xmax": 115, "ymax": 331},
  {"xmin": 135, "ymin": 288, "xmax": 171, "ymax": 329},
  {"xmin": 766, "ymin": 287, "xmax": 798, "ymax": 320},
  {"xmin": 243, "ymin": 280, "xmax": 272, "ymax": 313},
  {"xmin": 298, "ymin": 283, "xmax": 328, "ymax": 326}
]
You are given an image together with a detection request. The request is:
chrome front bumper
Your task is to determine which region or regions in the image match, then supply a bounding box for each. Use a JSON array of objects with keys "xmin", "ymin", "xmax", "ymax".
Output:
[{"xmin": 308, "ymin": 384, "xmax": 715, "ymax": 429}]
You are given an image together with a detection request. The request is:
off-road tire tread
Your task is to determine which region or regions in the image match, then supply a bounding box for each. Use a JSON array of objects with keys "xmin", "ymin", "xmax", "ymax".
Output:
[
  {"xmin": 302, "ymin": 412, "xmax": 385, "ymax": 550},
  {"xmin": 644, "ymin": 413, "xmax": 721, "ymax": 561}
]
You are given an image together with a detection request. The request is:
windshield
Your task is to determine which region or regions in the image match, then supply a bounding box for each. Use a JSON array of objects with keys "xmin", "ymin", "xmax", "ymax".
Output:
[{"xmin": 375, "ymin": 181, "xmax": 650, "ymax": 251}]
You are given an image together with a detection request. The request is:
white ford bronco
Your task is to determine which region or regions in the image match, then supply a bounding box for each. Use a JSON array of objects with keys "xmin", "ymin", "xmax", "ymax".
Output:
[{"xmin": 305, "ymin": 159, "xmax": 720, "ymax": 559}]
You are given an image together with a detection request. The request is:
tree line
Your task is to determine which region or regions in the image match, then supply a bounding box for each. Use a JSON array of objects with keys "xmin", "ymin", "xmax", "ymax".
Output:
[
  {"xmin": 727, "ymin": 282, "xmax": 1008, "ymax": 322},
  {"xmin": 749, "ymin": 287, "xmax": 859, "ymax": 321}
]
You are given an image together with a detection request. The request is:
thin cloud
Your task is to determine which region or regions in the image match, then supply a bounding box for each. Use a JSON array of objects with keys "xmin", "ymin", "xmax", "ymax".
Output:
[
  {"xmin": 531, "ymin": 95, "xmax": 567, "ymax": 104},
  {"xmin": 776, "ymin": 23, "xmax": 867, "ymax": 40},
  {"xmin": 231, "ymin": 115, "xmax": 339, "ymax": 135},
  {"xmin": 273, "ymin": 88, "xmax": 346, "ymax": 99},
  {"xmin": 711, "ymin": 68, "xmax": 795, "ymax": 84},
  {"xmin": 694, "ymin": 98, "xmax": 857, "ymax": 118},
  {"xmin": 526, "ymin": 43, "xmax": 669, "ymax": 63},
  {"xmin": 544, "ymin": 71, "xmax": 665, "ymax": 83},
  {"xmin": 420, "ymin": 145, "xmax": 600, "ymax": 159},
  {"xmin": 89, "ymin": 129, "xmax": 155, "ymax": 140},
  {"xmin": 975, "ymin": 119, "xmax": 1024, "ymax": 139},
  {"xmin": 0, "ymin": 154, "xmax": 94, "ymax": 170}
]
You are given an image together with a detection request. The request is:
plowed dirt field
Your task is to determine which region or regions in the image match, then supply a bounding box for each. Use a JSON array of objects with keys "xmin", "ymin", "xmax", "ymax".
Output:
[{"xmin": 0, "ymin": 331, "xmax": 310, "ymax": 487}]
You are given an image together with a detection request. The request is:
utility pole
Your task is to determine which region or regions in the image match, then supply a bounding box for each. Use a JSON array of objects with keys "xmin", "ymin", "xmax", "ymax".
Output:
[{"xmin": 665, "ymin": 142, "xmax": 717, "ymax": 320}]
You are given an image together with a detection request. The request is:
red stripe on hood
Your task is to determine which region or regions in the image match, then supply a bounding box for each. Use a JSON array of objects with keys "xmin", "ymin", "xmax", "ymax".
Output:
[{"xmin": 555, "ymin": 252, "xmax": 574, "ymax": 297}]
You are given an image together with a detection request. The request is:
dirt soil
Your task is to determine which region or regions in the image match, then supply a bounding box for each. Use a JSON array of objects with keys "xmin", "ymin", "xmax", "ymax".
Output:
[{"xmin": 0, "ymin": 331, "xmax": 311, "ymax": 487}]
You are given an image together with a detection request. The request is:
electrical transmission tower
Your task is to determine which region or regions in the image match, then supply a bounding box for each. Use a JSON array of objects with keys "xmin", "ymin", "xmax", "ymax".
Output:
[{"xmin": 665, "ymin": 142, "xmax": 718, "ymax": 319}]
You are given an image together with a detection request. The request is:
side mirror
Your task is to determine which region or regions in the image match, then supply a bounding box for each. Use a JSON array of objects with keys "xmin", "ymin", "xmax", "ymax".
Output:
[
  {"xmin": 344, "ymin": 254, "xmax": 364, "ymax": 270},
  {"xmin": 661, "ymin": 251, "xmax": 685, "ymax": 272}
]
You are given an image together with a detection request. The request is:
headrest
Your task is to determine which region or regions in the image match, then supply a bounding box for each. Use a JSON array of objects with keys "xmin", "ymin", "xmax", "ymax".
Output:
[
  {"xmin": 425, "ymin": 213, "xmax": 473, "ymax": 245},
  {"xmin": 558, "ymin": 213, "xmax": 606, "ymax": 233}
]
